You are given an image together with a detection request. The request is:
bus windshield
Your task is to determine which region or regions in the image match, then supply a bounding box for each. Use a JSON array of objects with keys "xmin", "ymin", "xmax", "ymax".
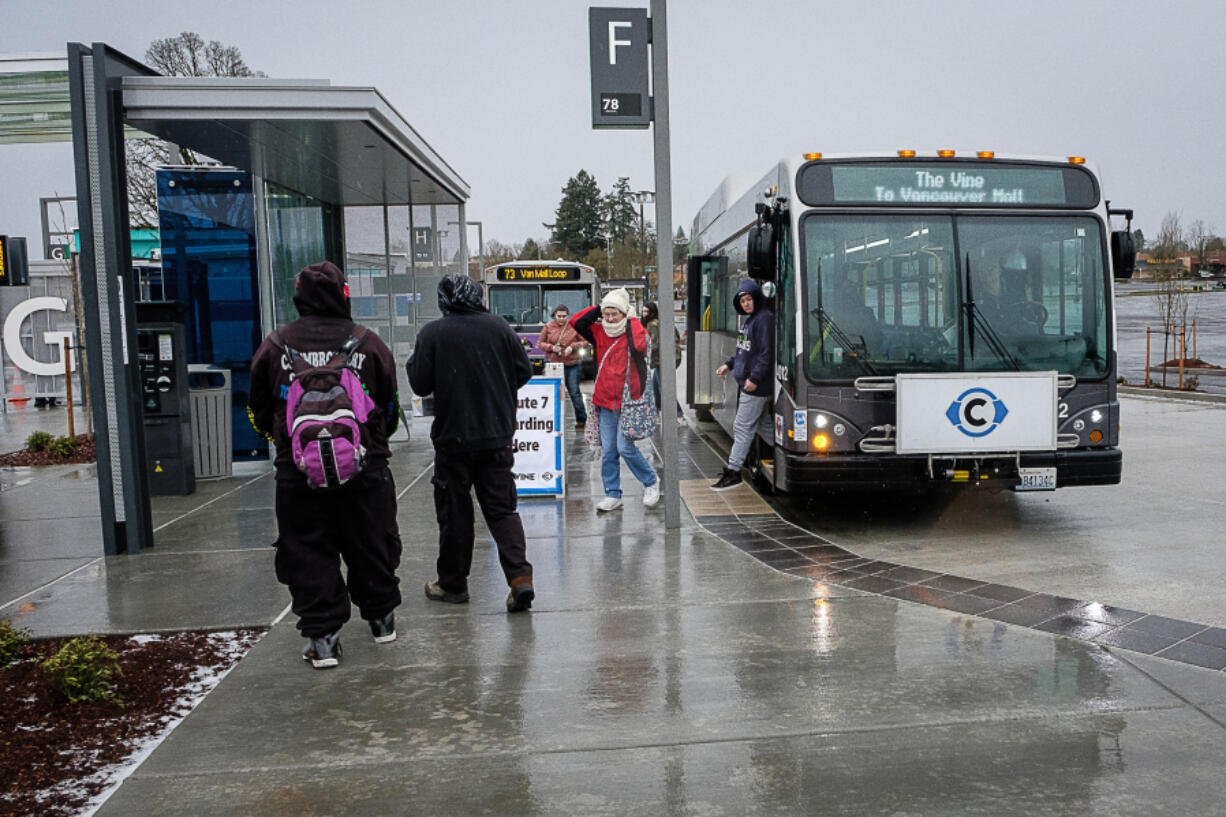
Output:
[
  {"xmin": 487, "ymin": 285, "xmax": 593, "ymax": 325},
  {"xmin": 802, "ymin": 213, "xmax": 1109, "ymax": 380}
]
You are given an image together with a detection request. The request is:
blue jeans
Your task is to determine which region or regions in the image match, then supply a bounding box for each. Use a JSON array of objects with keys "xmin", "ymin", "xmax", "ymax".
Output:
[
  {"xmin": 650, "ymin": 368, "xmax": 684, "ymax": 418},
  {"xmin": 596, "ymin": 405, "xmax": 657, "ymax": 498},
  {"xmin": 563, "ymin": 363, "xmax": 587, "ymax": 422}
]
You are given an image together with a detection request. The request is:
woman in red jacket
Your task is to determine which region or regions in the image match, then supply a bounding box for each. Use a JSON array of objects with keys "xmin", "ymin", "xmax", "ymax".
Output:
[{"xmin": 571, "ymin": 288, "xmax": 660, "ymax": 511}]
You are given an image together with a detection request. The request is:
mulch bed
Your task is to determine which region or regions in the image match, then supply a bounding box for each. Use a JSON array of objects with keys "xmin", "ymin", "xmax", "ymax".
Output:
[
  {"xmin": 0, "ymin": 434, "xmax": 96, "ymax": 468},
  {"xmin": 1, "ymin": 629, "xmax": 263, "ymax": 817}
]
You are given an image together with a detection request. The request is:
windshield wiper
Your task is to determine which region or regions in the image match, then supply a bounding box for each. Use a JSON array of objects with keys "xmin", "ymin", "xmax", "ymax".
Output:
[
  {"xmin": 963, "ymin": 255, "xmax": 1020, "ymax": 370},
  {"xmin": 811, "ymin": 307, "xmax": 878, "ymax": 375}
]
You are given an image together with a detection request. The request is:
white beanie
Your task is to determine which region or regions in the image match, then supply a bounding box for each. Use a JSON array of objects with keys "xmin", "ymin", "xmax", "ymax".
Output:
[{"xmin": 600, "ymin": 287, "xmax": 631, "ymax": 317}]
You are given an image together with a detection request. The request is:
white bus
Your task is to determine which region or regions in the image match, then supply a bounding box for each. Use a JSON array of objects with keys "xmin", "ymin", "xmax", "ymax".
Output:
[
  {"xmin": 482, "ymin": 260, "xmax": 601, "ymax": 374},
  {"xmin": 686, "ymin": 150, "xmax": 1135, "ymax": 493}
]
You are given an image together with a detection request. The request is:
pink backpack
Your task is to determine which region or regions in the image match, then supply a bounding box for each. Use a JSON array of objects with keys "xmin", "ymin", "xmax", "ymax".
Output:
[{"xmin": 271, "ymin": 327, "xmax": 376, "ymax": 490}]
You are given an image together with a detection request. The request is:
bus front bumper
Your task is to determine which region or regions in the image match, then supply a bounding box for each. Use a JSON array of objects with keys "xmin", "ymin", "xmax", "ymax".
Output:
[{"xmin": 775, "ymin": 448, "xmax": 1122, "ymax": 492}]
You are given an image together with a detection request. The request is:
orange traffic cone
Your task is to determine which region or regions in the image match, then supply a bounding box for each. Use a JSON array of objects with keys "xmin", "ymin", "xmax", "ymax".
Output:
[{"xmin": 8, "ymin": 368, "xmax": 29, "ymax": 408}]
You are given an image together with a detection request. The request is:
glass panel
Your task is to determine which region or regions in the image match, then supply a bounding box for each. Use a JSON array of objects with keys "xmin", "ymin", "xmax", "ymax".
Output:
[
  {"xmin": 959, "ymin": 216, "xmax": 1108, "ymax": 376},
  {"xmin": 801, "ymin": 214, "xmax": 1109, "ymax": 379},
  {"xmin": 155, "ymin": 167, "xmax": 264, "ymax": 459},
  {"xmin": 803, "ymin": 215, "xmax": 957, "ymax": 379},
  {"xmin": 489, "ymin": 286, "xmax": 540, "ymax": 324},
  {"xmin": 264, "ymin": 181, "xmax": 329, "ymax": 327},
  {"xmin": 541, "ymin": 286, "xmax": 595, "ymax": 316}
]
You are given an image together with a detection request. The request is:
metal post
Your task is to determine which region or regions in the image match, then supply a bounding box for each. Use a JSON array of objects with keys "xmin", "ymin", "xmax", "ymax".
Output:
[
  {"xmin": 1145, "ymin": 326, "xmax": 1150, "ymax": 387},
  {"xmin": 651, "ymin": 0, "xmax": 680, "ymax": 529},
  {"xmin": 64, "ymin": 338, "xmax": 74, "ymax": 438}
]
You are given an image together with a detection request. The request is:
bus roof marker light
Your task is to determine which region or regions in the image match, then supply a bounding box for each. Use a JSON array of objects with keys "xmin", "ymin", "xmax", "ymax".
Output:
[
  {"xmin": 937, "ymin": 150, "xmax": 955, "ymax": 158},
  {"xmin": 804, "ymin": 152, "xmax": 823, "ymax": 161},
  {"xmin": 1069, "ymin": 156, "xmax": 1086, "ymax": 164},
  {"xmin": 898, "ymin": 149, "xmax": 916, "ymax": 158},
  {"xmin": 977, "ymin": 151, "xmax": 995, "ymax": 158}
]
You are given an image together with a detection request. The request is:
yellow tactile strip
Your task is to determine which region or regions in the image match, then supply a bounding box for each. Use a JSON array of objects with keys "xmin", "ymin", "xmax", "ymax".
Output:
[{"xmin": 679, "ymin": 478, "xmax": 773, "ymax": 518}]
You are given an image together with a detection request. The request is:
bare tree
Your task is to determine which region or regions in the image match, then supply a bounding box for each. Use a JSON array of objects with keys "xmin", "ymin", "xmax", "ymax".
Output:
[
  {"xmin": 1186, "ymin": 219, "xmax": 1215, "ymax": 276},
  {"xmin": 125, "ymin": 33, "xmax": 263, "ymax": 228},
  {"xmin": 1150, "ymin": 211, "xmax": 1188, "ymax": 386}
]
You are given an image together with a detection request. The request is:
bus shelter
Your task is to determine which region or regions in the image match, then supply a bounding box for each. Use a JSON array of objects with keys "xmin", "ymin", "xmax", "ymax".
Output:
[{"xmin": 68, "ymin": 42, "xmax": 470, "ymax": 555}]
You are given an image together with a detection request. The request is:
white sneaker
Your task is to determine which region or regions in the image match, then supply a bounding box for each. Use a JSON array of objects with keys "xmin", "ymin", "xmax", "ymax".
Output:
[
  {"xmin": 596, "ymin": 496, "xmax": 623, "ymax": 512},
  {"xmin": 643, "ymin": 481, "xmax": 660, "ymax": 508},
  {"xmin": 676, "ymin": 415, "xmax": 687, "ymax": 426}
]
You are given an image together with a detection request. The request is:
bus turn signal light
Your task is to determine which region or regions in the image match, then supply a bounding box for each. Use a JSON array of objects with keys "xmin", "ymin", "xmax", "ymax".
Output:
[
  {"xmin": 812, "ymin": 434, "xmax": 829, "ymax": 450},
  {"xmin": 1069, "ymin": 156, "xmax": 1086, "ymax": 164},
  {"xmin": 804, "ymin": 152, "xmax": 823, "ymax": 161},
  {"xmin": 1089, "ymin": 430, "xmax": 1103, "ymax": 443}
]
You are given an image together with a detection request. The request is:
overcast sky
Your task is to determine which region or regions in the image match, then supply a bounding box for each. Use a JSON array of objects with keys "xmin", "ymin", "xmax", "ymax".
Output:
[{"xmin": 2, "ymin": 0, "xmax": 1224, "ymax": 258}]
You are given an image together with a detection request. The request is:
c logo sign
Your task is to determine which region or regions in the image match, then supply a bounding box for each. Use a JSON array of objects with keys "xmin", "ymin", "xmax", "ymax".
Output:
[{"xmin": 945, "ymin": 387, "xmax": 1009, "ymax": 438}]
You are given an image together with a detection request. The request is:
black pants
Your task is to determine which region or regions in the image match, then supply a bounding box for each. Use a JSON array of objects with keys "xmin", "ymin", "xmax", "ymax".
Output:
[
  {"xmin": 432, "ymin": 445, "xmax": 532, "ymax": 594},
  {"xmin": 274, "ymin": 467, "xmax": 402, "ymax": 638}
]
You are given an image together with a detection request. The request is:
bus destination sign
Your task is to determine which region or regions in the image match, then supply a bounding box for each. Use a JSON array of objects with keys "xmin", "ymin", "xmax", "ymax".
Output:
[
  {"xmin": 797, "ymin": 162, "xmax": 1098, "ymax": 209},
  {"xmin": 496, "ymin": 266, "xmax": 581, "ymax": 282}
]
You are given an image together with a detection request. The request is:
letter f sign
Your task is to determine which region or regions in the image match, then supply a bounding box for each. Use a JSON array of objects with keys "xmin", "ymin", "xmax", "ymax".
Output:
[{"xmin": 608, "ymin": 21, "xmax": 632, "ymax": 65}]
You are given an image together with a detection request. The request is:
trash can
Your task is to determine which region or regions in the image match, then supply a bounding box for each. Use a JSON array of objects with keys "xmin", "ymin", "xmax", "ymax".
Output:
[{"xmin": 188, "ymin": 365, "xmax": 233, "ymax": 479}]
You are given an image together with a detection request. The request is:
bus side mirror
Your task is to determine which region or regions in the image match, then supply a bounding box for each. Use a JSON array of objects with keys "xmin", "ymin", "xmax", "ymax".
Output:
[
  {"xmin": 747, "ymin": 222, "xmax": 777, "ymax": 281},
  {"xmin": 1110, "ymin": 230, "xmax": 1135, "ymax": 279}
]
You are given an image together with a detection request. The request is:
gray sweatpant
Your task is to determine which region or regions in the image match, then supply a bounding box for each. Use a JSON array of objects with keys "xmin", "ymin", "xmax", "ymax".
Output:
[{"xmin": 727, "ymin": 391, "xmax": 770, "ymax": 471}]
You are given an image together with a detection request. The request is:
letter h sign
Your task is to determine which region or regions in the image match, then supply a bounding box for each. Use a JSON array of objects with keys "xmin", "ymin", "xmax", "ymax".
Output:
[{"xmin": 589, "ymin": 7, "xmax": 650, "ymax": 129}]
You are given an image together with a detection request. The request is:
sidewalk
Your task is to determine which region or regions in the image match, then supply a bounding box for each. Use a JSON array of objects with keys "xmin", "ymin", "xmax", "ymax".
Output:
[{"xmin": 4, "ymin": 409, "xmax": 1226, "ymax": 815}]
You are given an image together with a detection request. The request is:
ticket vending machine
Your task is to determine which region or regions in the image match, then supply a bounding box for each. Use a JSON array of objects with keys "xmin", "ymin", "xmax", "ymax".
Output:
[{"xmin": 135, "ymin": 302, "xmax": 195, "ymax": 495}]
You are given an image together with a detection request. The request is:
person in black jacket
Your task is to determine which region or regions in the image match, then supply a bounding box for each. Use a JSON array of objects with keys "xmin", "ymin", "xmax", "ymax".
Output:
[
  {"xmin": 407, "ymin": 274, "xmax": 535, "ymax": 613},
  {"xmin": 712, "ymin": 278, "xmax": 774, "ymax": 491},
  {"xmin": 249, "ymin": 261, "xmax": 402, "ymax": 669}
]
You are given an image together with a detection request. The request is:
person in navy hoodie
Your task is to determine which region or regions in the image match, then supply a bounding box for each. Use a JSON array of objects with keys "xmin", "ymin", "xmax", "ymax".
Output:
[{"xmin": 712, "ymin": 278, "xmax": 774, "ymax": 490}]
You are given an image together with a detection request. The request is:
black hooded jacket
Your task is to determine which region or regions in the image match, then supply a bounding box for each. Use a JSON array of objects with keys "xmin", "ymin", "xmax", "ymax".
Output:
[
  {"xmin": 248, "ymin": 261, "xmax": 400, "ymax": 479},
  {"xmin": 407, "ymin": 274, "xmax": 532, "ymax": 452},
  {"xmin": 723, "ymin": 278, "xmax": 774, "ymax": 394}
]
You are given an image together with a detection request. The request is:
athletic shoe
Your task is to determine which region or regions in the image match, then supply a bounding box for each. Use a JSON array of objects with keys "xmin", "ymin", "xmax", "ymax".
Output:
[
  {"xmin": 424, "ymin": 580, "xmax": 470, "ymax": 604},
  {"xmin": 676, "ymin": 415, "xmax": 687, "ymax": 426},
  {"xmin": 643, "ymin": 481, "xmax": 660, "ymax": 507},
  {"xmin": 711, "ymin": 468, "xmax": 743, "ymax": 491},
  {"xmin": 302, "ymin": 631, "xmax": 342, "ymax": 669},
  {"xmin": 368, "ymin": 611, "xmax": 396, "ymax": 643},
  {"xmin": 506, "ymin": 576, "xmax": 535, "ymax": 613},
  {"xmin": 596, "ymin": 496, "xmax": 623, "ymax": 512}
]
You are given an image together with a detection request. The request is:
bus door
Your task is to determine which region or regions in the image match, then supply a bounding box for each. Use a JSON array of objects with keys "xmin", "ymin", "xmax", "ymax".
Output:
[{"xmin": 686, "ymin": 255, "xmax": 725, "ymax": 413}]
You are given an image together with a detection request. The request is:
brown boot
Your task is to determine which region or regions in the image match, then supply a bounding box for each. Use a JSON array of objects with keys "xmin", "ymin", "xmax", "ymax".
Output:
[{"xmin": 507, "ymin": 575, "xmax": 535, "ymax": 613}]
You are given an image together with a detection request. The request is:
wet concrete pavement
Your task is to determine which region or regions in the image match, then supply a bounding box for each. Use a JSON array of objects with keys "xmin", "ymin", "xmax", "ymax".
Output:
[{"xmin": 3, "ymin": 400, "xmax": 1226, "ymax": 815}]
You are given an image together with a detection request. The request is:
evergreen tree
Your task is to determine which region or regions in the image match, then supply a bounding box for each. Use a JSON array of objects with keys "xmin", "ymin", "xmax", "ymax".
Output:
[
  {"xmin": 603, "ymin": 177, "xmax": 638, "ymax": 245},
  {"xmin": 673, "ymin": 225, "xmax": 688, "ymax": 265},
  {"xmin": 519, "ymin": 238, "xmax": 543, "ymax": 260},
  {"xmin": 547, "ymin": 170, "xmax": 604, "ymax": 259}
]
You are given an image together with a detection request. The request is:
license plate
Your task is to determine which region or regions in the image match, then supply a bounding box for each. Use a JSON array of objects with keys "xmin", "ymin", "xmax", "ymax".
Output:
[{"xmin": 1016, "ymin": 467, "xmax": 1056, "ymax": 491}]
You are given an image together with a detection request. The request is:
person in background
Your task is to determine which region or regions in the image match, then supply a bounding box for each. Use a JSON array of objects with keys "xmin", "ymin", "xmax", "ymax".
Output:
[
  {"xmin": 712, "ymin": 278, "xmax": 774, "ymax": 491},
  {"xmin": 571, "ymin": 288, "xmax": 660, "ymax": 511},
  {"xmin": 536, "ymin": 304, "xmax": 590, "ymax": 428},
  {"xmin": 407, "ymin": 274, "xmax": 536, "ymax": 614},
  {"xmin": 641, "ymin": 301, "xmax": 685, "ymax": 425},
  {"xmin": 248, "ymin": 261, "xmax": 402, "ymax": 669}
]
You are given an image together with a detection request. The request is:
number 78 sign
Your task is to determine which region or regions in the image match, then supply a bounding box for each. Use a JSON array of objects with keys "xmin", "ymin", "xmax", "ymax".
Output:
[{"xmin": 589, "ymin": 7, "xmax": 651, "ymax": 129}]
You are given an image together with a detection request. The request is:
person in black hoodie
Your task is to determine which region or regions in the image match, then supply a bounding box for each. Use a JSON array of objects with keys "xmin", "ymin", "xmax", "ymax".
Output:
[
  {"xmin": 248, "ymin": 261, "xmax": 403, "ymax": 669},
  {"xmin": 712, "ymin": 278, "xmax": 774, "ymax": 490},
  {"xmin": 407, "ymin": 273, "xmax": 536, "ymax": 613}
]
